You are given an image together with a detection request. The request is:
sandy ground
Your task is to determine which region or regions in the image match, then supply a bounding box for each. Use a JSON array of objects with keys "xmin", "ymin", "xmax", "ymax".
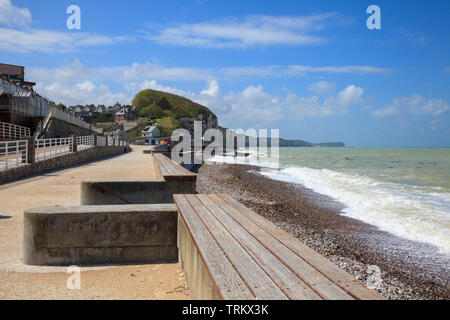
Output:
[{"xmin": 0, "ymin": 145, "xmax": 190, "ymax": 300}]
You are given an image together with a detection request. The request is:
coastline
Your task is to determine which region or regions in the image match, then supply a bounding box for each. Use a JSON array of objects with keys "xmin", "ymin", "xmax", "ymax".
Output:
[{"xmin": 196, "ymin": 162, "xmax": 450, "ymax": 300}]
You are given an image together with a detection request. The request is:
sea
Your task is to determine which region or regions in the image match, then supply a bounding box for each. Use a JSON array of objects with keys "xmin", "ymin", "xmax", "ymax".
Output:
[{"xmin": 209, "ymin": 147, "xmax": 450, "ymax": 256}]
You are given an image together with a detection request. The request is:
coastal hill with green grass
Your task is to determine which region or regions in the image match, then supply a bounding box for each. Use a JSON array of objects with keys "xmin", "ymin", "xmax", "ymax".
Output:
[
  {"xmin": 127, "ymin": 89, "xmax": 219, "ymax": 140},
  {"xmin": 107, "ymin": 88, "xmax": 344, "ymax": 147}
]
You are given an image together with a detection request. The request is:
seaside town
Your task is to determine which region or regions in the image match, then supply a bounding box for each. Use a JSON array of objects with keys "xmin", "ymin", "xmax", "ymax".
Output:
[{"xmin": 0, "ymin": 0, "xmax": 449, "ymax": 310}]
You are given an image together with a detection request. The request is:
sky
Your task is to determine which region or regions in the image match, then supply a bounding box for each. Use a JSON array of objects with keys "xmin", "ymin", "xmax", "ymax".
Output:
[{"xmin": 0, "ymin": 0, "xmax": 449, "ymax": 147}]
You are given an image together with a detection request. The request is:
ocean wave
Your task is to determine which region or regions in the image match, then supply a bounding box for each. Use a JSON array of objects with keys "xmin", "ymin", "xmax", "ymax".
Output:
[{"xmin": 260, "ymin": 166, "xmax": 450, "ymax": 255}]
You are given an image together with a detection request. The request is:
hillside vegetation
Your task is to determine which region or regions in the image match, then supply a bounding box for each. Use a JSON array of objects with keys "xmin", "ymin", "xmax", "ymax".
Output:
[
  {"xmin": 132, "ymin": 89, "xmax": 217, "ymax": 120},
  {"xmin": 131, "ymin": 89, "xmax": 217, "ymax": 137}
]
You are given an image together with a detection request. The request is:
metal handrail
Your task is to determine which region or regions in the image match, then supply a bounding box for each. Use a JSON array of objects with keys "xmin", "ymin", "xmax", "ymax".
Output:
[
  {"xmin": 35, "ymin": 137, "xmax": 73, "ymax": 161},
  {"xmin": 0, "ymin": 122, "xmax": 30, "ymax": 139},
  {"xmin": 0, "ymin": 140, "xmax": 27, "ymax": 170}
]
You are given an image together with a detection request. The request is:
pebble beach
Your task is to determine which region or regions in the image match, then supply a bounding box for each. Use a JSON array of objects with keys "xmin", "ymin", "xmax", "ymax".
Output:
[{"xmin": 196, "ymin": 162, "xmax": 450, "ymax": 300}]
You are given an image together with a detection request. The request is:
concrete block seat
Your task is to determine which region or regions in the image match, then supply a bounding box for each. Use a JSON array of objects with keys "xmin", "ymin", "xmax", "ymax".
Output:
[
  {"xmin": 23, "ymin": 204, "xmax": 178, "ymax": 266},
  {"xmin": 174, "ymin": 194, "xmax": 384, "ymax": 300},
  {"xmin": 80, "ymin": 153, "xmax": 196, "ymax": 205}
]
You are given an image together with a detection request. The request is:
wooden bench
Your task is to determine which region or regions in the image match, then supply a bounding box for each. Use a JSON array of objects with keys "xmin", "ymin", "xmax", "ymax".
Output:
[
  {"xmin": 174, "ymin": 194, "xmax": 384, "ymax": 300},
  {"xmin": 154, "ymin": 153, "xmax": 197, "ymax": 182}
]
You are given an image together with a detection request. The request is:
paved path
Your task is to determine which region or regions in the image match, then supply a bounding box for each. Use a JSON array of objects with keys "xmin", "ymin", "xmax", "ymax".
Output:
[{"xmin": 0, "ymin": 145, "xmax": 189, "ymax": 300}]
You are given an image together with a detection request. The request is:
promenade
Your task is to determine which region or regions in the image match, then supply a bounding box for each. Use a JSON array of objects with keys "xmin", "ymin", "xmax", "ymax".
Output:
[{"xmin": 0, "ymin": 146, "xmax": 189, "ymax": 299}]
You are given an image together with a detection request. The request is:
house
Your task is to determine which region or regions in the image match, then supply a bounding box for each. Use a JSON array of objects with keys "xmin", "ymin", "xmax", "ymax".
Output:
[
  {"xmin": 114, "ymin": 107, "xmax": 136, "ymax": 123},
  {"xmin": 142, "ymin": 126, "xmax": 161, "ymax": 138},
  {"xmin": 109, "ymin": 103, "xmax": 122, "ymax": 111},
  {"xmin": 96, "ymin": 105, "xmax": 107, "ymax": 113}
]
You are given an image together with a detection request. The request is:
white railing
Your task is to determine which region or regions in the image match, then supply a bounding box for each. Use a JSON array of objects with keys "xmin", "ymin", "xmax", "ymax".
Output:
[
  {"xmin": 1, "ymin": 134, "xmax": 127, "ymax": 171},
  {"xmin": 0, "ymin": 140, "xmax": 27, "ymax": 170},
  {"xmin": 0, "ymin": 122, "xmax": 30, "ymax": 139},
  {"xmin": 35, "ymin": 137, "xmax": 73, "ymax": 161},
  {"xmin": 46, "ymin": 107, "xmax": 101, "ymax": 133},
  {"xmin": 77, "ymin": 135, "xmax": 94, "ymax": 150},
  {"xmin": 51, "ymin": 107, "xmax": 90, "ymax": 130},
  {"xmin": 0, "ymin": 77, "xmax": 29, "ymax": 97}
]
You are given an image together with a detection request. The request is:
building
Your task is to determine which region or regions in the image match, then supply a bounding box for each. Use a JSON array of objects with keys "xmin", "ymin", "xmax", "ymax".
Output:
[
  {"xmin": 114, "ymin": 107, "xmax": 136, "ymax": 123},
  {"xmin": 0, "ymin": 63, "xmax": 52, "ymax": 127},
  {"xmin": 141, "ymin": 126, "xmax": 162, "ymax": 146},
  {"xmin": 96, "ymin": 105, "xmax": 107, "ymax": 113},
  {"xmin": 0, "ymin": 63, "xmax": 25, "ymax": 83},
  {"xmin": 142, "ymin": 126, "xmax": 161, "ymax": 138}
]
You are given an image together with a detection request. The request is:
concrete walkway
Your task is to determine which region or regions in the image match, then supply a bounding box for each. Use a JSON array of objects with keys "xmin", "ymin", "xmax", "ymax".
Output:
[{"xmin": 0, "ymin": 145, "xmax": 190, "ymax": 300}]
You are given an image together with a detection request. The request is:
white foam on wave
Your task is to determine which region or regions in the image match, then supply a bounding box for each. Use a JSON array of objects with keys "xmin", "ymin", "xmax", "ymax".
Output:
[
  {"xmin": 207, "ymin": 154, "xmax": 280, "ymax": 169},
  {"xmin": 260, "ymin": 166, "xmax": 450, "ymax": 255}
]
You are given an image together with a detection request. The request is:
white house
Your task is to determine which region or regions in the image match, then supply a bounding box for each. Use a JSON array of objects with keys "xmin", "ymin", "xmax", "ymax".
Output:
[{"xmin": 142, "ymin": 126, "xmax": 161, "ymax": 138}]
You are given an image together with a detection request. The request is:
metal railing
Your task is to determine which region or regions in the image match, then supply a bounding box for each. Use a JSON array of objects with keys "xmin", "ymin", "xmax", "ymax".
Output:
[
  {"xmin": 77, "ymin": 135, "xmax": 94, "ymax": 150},
  {"xmin": 35, "ymin": 137, "xmax": 73, "ymax": 161},
  {"xmin": 0, "ymin": 140, "xmax": 27, "ymax": 170},
  {"xmin": 0, "ymin": 122, "xmax": 30, "ymax": 139},
  {"xmin": 51, "ymin": 107, "xmax": 102, "ymax": 133},
  {"xmin": 1, "ymin": 133, "xmax": 128, "ymax": 171}
]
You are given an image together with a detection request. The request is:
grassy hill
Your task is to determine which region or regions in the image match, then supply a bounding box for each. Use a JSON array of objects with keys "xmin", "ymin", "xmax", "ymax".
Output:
[
  {"xmin": 132, "ymin": 89, "xmax": 217, "ymax": 120},
  {"xmin": 131, "ymin": 89, "xmax": 218, "ymax": 137}
]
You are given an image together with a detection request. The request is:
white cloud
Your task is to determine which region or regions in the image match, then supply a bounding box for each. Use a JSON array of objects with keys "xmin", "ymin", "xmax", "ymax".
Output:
[
  {"xmin": 200, "ymin": 80, "xmax": 220, "ymax": 98},
  {"xmin": 372, "ymin": 94, "xmax": 449, "ymax": 117},
  {"xmin": 26, "ymin": 61, "xmax": 388, "ymax": 128},
  {"xmin": 27, "ymin": 61, "xmax": 390, "ymax": 91},
  {"xmin": 0, "ymin": 27, "xmax": 130, "ymax": 53},
  {"xmin": 286, "ymin": 65, "xmax": 390, "ymax": 75},
  {"xmin": 0, "ymin": 0, "xmax": 31, "ymax": 27},
  {"xmin": 308, "ymin": 81, "xmax": 336, "ymax": 93},
  {"xmin": 151, "ymin": 14, "xmax": 335, "ymax": 48},
  {"xmin": 36, "ymin": 81, "xmax": 128, "ymax": 106},
  {"xmin": 0, "ymin": 1, "xmax": 131, "ymax": 53},
  {"xmin": 126, "ymin": 79, "xmax": 198, "ymax": 100},
  {"xmin": 76, "ymin": 81, "xmax": 96, "ymax": 92},
  {"xmin": 29, "ymin": 60, "xmax": 213, "ymax": 84},
  {"xmin": 287, "ymin": 85, "xmax": 366, "ymax": 118},
  {"xmin": 218, "ymin": 85, "xmax": 285, "ymax": 127}
]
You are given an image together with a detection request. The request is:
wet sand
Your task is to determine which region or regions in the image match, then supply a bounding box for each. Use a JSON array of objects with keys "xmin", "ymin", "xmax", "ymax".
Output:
[{"xmin": 196, "ymin": 163, "xmax": 450, "ymax": 300}]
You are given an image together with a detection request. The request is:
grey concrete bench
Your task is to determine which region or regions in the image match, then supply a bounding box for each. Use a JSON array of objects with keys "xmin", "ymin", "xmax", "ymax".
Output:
[
  {"xmin": 24, "ymin": 204, "xmax": 178, "ymax": 266},
  {"xmin": 80, "ymin": 154, "xmax": 196, "ymax": 205},
  {"xmin": 174, "ymin": 194, "xmax": 384, "ymax": 300}
]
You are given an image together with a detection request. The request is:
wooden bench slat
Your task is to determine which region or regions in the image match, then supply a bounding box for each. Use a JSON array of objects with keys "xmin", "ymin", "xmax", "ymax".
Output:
[
  {"xmin": 184, "ymin": 195, "xmax": 289, "ymax": 300},
  {"xmin": 218, "ymin": 194, "xmax": 384, "ymax": 300},
  {"xmin": 174, "ymin": 195, "xmax": 254, "ymax": 300},
  {"xmin": 208, "ymin": 195, "xmax": 354, "ymax": 300},
  {"xmin": 196, "ymin": 194, "xmax": 323, "ymax": 300},
  {"xmin": 154, "ymin": 154, "xmax": 197, "ymax": 181},
  {"xmin": 154, "ymin": 154, "xmax": 176, "ymax": 175}
]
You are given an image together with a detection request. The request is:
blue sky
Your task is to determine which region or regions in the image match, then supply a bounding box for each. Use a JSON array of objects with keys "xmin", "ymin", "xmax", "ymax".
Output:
[{"xmin": 0, "ymin": 0, "xmax": 449, "ymax": 147}]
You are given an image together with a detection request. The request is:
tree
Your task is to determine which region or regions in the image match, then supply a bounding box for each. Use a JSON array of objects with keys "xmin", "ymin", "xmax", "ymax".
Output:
[
  {"xmin": 56, "ymin": 103, "xmax": 67, "ymax": 110},
  {"xmin": 139, "ymin": 104, "xmax": 164, "ymax": 118},
  {"xmin": 157, "ymin": 97, "xmax": 172, "ymax": 110}
]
